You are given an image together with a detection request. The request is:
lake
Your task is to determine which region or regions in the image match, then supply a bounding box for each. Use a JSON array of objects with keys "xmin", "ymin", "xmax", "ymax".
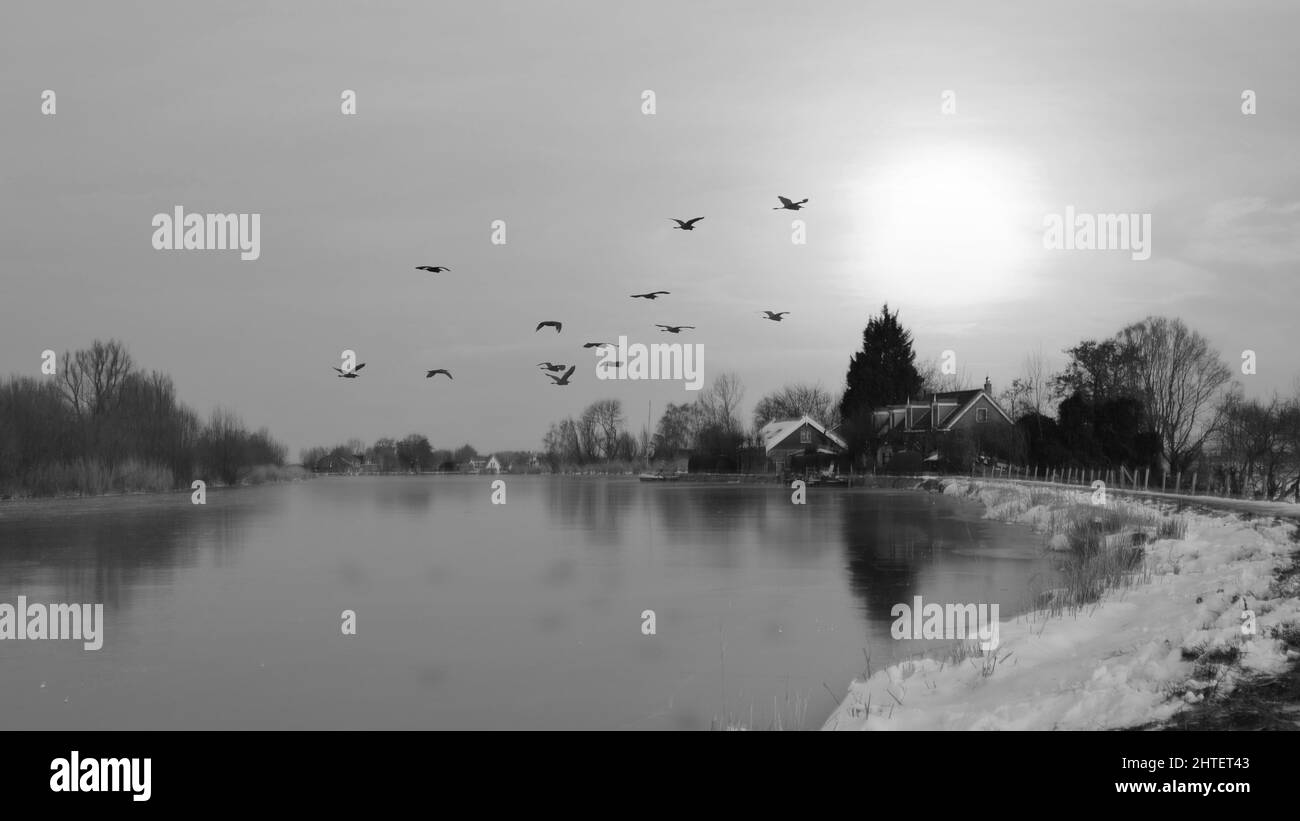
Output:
[{"xmin": 0, "ymin": 476, "xmax": 1056, "ymax": 730}]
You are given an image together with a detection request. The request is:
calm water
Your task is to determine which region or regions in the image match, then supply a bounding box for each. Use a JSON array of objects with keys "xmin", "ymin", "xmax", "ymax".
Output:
[{"xmin": 0, "ymin": 477, "xmax": 1055, "ymax": 730}]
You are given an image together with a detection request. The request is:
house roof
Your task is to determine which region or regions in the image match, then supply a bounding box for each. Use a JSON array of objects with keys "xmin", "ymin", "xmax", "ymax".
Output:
[
  {"xmin": 759, "ymin": 415, "xmax": 847, "ymax": 454},
  {"xmin": 874, "ymin": 389, "xmax": 1014, "ymax": 432}
]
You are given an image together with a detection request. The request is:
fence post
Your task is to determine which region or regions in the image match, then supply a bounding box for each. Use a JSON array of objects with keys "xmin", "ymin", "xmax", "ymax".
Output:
[
  {"xmin": 1144, "ymin": 468, "xmax": 1149, "ymax": 491},
  {"xmin": 1190, "ymin": 472, "xmax": 1197, "ymax": 496},
  {"xmin": 1175, "ymin": 471, "xmax": 1181, "ymax": 493},
  {"xmin": 1033, "ymin": 465, "xmax": 1038, "ymax": 481}
]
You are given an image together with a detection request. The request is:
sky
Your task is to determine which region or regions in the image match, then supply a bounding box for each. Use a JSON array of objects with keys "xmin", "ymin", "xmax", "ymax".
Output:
[{"xmin": 2, "ymin": 1, "xmax": 1297, "ymax": 457}]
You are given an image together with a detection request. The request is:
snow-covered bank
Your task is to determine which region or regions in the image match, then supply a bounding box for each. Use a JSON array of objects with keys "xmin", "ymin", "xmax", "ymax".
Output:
[{"xmin": 823, "ymin": 479, "xmax": 1300, "ymax": 730}]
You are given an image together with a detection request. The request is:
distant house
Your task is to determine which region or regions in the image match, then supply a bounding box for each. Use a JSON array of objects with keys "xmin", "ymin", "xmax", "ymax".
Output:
[
  {"xmin": 870, "ymin": 378, "xmax": 1015, "ymax": 467},
  {"xmin": 760, "ymin": 415, "xmax": 847, "ymax": 473},
  {"xmin": 484, "ymin": 455, "xmax": 504, "ymax": 474},
  {"xmin": 465, "ymin": 458, "xmax": 488, "ymax": 474},
  {"xmin": 314, "ymin": 454, "xmax": 360, "ymax": 474}
]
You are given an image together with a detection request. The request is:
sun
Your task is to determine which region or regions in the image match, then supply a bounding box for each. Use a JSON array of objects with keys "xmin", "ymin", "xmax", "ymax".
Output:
[{"xmin": 853, "ymin": 145, "xmax": 1033, "ymax": 306}]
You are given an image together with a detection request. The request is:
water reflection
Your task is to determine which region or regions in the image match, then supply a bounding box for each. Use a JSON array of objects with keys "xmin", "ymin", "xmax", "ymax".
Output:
[
  {"xmin": 0, "ymin": 477, "xmax": 1056, "ymax": 729},
  {"xmin": 0, "ymin": 491, "xmax": 255, "ymax": 611}
]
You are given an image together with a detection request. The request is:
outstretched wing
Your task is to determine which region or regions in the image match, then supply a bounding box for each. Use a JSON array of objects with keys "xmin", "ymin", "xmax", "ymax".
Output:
[
  {"xmin": 354, "ymin": 363, "xmax": 366, "ymax": 372},
  {"xmin": 562, "ymin": 365, "xmax": 576, "ymax": 381},
  {"xmin": 777, "ymin": 196, "xmax": 794, "ymax": 207},
  {"xmin": 333, "ymin": 367, "xmax": 345, "ymax": 374},
  {"xmin": 684, "ymin": 217, "xmax": 704, "ymax": 227}
]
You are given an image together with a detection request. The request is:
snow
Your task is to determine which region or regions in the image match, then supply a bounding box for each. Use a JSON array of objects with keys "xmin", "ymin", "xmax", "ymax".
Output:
[{"xmin": 823, "ymin": 479, "xmax": 1300, "ymax": 731}]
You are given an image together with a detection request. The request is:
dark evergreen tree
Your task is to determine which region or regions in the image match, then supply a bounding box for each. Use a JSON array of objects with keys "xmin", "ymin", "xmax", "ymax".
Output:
[{"xmin": 839, "ymin": 304, "xmax": 923, "ymax": 459}]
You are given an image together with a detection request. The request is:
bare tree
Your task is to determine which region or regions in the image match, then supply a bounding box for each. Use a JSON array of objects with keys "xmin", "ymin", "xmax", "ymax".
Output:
[
  {"xmin": 752, "ymin": 383, "xmax": 840, "ymax": 429},
  {"xmin": 917, "ymin": 356, "xmax": 969, "ymax": 394},
  {"xmin": 59, "ymin": 339, "xmax": 135, "ymax": 419},
  {"xmin": 1117, "ymin": 316, "xmax": 1233, "ymax": 474},
  {"xmin": 652, "ymin": 402, "xmax": 699, "ymax": 458},
  {"xmin": 579, "ymin": 399, "xmax": 624, "ymax": 460},
  {"xmin": 697, "ymin": 372, "xmax": 746, "ymax": 434}
]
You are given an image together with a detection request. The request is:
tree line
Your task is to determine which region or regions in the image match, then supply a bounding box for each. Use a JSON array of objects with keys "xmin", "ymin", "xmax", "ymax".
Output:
[
  {"xmin": 0, "ymin": 339, "xmax": 288, "ymax": 497},
  {"xmin": 299, "ymin": 437, "xmax": 538, "ymax": 473},
  {"xmin": 533, "ymin": 303, "xmax": 1298, "ymax": 498},
  {"xmin": 541, "ymin": 372, "xmax": 844, "ymax": 472}
]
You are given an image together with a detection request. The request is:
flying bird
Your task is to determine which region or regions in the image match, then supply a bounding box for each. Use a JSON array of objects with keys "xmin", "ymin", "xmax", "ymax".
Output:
[
  {"xmin": 546, "ymin": 365, "xmax": 577, "ymax": 386},
  {"xmin": 416, "ymin": 266, "xmax": 451, "ymax": 273},
  {"xmin": 773, "ymin": 196, "xmax": 809, "ymax": 211},
  {"xmin": 537, "ymin": 362, "xmax": 568, "ymax": 372},
  {"xmin": 655, "ymin": 325, "xmax": 695, "ymax": 334},
  {"xmin": 425, "ymin": 369, "xmax": 453, "ymax": 379},
  {"xmin": 630, "ymin": 291, "xmax": 671, "ymax": 300},
  {"xmin": 535, "ymin": 321, "xmax": 562, "ymax": 333},
  {"xmin": 670, "ymin": 218, "xmax": 704, "ymax": 231},
  {"xmin": 760, "ymin": 311, "xmax": 790, "ymax": 321},
  {"xmin": 333, "ymin": 363, "xmax": 366, "ymax": 379},
  {"xmin": 582, "ymin": 341, "xmax": 614, "ymax": 349}
]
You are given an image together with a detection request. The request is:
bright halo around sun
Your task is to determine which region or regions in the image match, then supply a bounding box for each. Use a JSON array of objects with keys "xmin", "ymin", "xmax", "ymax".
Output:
[{"xmin": 854, "ymin": 145, "xmax": 1034, "ymax": 306}]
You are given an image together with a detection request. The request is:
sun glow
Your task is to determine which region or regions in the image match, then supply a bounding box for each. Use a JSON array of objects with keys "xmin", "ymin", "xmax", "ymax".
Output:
[{"xmin": 854, "ymin": 146, "xmax": 1034, "ymax": 306}]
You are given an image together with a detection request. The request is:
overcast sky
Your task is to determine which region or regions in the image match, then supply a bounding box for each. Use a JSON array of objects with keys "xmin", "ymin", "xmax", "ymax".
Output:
[{"xmin": 2, "ymin": 1, "xmax": 1297, "ymax": 456}]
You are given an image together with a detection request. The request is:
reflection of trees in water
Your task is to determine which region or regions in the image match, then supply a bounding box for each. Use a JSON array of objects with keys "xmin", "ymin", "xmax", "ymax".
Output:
[
  {"xmin": 369, "ymin": 477, "xmax": 435, "ymax": 514},
  {"xmin": 836, "ymin": 493, "xmax": 1027, "ymax": 627},
  {"xmin": 0, "ymin": 493, "xmax": 251, "ymax": 613},
  {"xmin": 542, "ymin": 481, "xmax": 857, "ymax": 570},
  {"xmin": 645, "ymin": 485, "xmax": 853, "ymax": 569},
  {"xmin": 546, "ymin": 478, "xmax": 626, "ymax": 548},
  {"xmin": 840, "ymin": 493, "xmax": 1053, "ymax": 636}
]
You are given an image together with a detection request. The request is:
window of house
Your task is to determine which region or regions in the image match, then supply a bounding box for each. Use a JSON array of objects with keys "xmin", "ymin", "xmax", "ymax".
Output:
[
  {"xmin": 976, "ymin": 408, "xmax": 988, "ymax": 423},
  {"xmin": 800, "ymin": 427, "xmax": 812, "ymax": 444}
]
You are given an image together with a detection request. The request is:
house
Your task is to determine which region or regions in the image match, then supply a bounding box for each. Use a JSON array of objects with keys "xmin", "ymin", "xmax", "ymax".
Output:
[
  {"xmin": 759, "ymin": 415, "xmax": 847, "ymax": 473},
  {"xmin": 870, "ymin": 377, "xmax": 1016, "ymax": 467},
  {"xmin": 313, "ymin": 454, "xmax": 361, "ymax": 474},
  {"xmin": 464, "ymin": 458, "xmax": 489, "ymax": 474},
  {"xmin": 484, "ymin": 455, "xmax": 504, "ymax": 474}
]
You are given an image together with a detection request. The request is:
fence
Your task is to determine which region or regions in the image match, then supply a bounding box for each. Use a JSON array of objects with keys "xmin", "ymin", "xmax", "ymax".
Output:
[{"xmin": 968, "ymin": 462, "xmax": 1243, "ymax": 500}]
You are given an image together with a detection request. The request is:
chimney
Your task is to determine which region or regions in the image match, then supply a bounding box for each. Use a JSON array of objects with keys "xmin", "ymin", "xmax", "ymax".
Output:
[{"xmin": 983, "ymin": 376, "xmax": 992, "ymax": 396}]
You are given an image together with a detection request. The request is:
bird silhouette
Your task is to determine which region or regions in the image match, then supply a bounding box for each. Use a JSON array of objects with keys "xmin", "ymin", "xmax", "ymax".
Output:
[
  {"xmin": 535, "ymin": 321, "xmax": 562, "ymax": 333},
  {"xmin": 760, "ymin": 311, "xmax": 790, "ymax": 321},
  {"xmin": 630, "ymin": 291, "xmax": 670, "ymax": 300},
  {"xmin": 333, "ymin": 363, "xmax": 366, "ymax": 379},
  {"xmin": 582, "ymin": 341, "xmax": 614, "ymax": 349},
  {"xmin": 773, "ymin": 196, "xmax": 808, "ymax": 211},
  {"xmin": 670, "ymin": 218, "xmax": 704, "ymax": 231},
  {"xmin": 656, "ymin": 325, "xmax": 695, "ymax": 334},
  {"xmin": 416, "ymin": 266, "xmax": 451, "ymax": 273},
  {"xmin": 546, "ymin": 365, "xmax": 577, "ymax": 386},
  {"xmin": 425, "ymin": 369, "xmax": 453, "ymax": 379},
  {"xmin": 537, "ymin": 362, "xmax": 568, "ymax": 372}
]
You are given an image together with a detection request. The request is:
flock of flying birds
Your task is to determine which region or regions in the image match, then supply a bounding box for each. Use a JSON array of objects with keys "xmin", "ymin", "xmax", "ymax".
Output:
[{"xmin": 332, "ymin": 195, "xmax": 805, "ymax": 386}]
